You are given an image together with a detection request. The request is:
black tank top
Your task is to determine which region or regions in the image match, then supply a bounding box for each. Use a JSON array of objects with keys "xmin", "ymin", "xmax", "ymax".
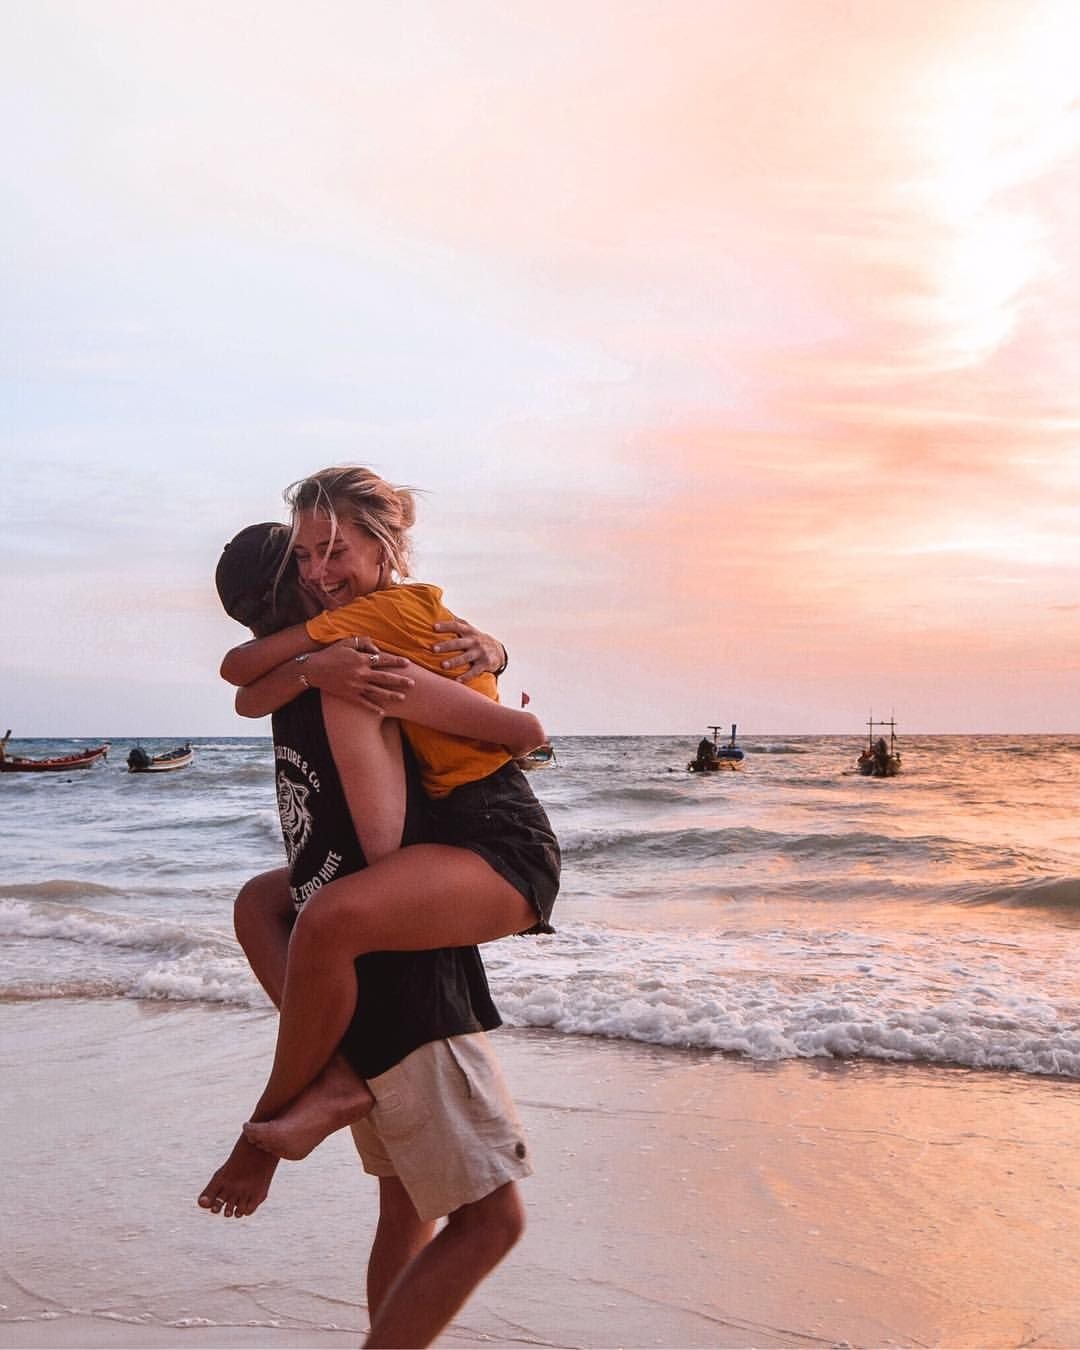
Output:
[{"xmin": 272, "ymin": 690, "xmax": 500, "ymax": 1079}]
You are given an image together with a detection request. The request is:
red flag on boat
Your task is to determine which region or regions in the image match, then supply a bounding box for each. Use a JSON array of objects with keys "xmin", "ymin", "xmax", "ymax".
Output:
[{"xmin": 520, "ymin": 691, "xmax": 531, "ymax": 707}]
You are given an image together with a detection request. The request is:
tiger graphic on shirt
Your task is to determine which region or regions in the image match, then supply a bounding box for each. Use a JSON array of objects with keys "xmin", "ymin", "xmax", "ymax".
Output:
[{"xmin": 276, "ymin": 771, "xmax": 313, "ymax": 864}]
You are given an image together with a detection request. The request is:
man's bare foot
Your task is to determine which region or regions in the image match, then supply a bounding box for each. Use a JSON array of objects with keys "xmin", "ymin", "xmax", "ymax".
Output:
[
  {"xmin": 198, "ymin": 1135, "xmax": 279, "ymax": 1217},
  {"xmin": 242, "ymin": 1059, "xmax": 375, "ymax": 1161}
]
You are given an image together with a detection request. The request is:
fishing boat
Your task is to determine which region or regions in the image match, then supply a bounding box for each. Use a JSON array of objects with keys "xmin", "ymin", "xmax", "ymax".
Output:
[
  {"xmin": 856, "ymin": 717, "xmax": 901, "ymax": 777},
  {"xmin": 0, "ymin": 730, "xmax": 109, "ymax": 774},
  {"xmin": 688, "ymin": 724, "xmax": 745, "ymax": 772},
  {"xmin": 127, "ymin": 743, "xmax": 194, "ymax": 773},
  {"xmin": 516, "ymin": 743, "xmax": 556, "ymax": 770}
]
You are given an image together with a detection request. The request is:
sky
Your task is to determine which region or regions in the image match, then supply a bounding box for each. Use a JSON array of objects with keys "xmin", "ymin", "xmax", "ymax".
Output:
[{"xmin": 3, "ymin": 0, "xmax": 1079, "ymax": 737}]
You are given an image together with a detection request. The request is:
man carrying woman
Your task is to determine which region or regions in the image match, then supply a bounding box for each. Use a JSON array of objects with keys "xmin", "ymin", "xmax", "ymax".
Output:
[
  {"xmin": 204, "ymin": 468, "xmax": 559, "ymax": 1345},
  {"xmin": 209, "ymin": 467, "xmax": 559, "ymax": 1167}
]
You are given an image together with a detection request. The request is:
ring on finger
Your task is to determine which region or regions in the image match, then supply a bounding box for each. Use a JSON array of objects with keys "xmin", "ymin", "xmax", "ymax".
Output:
[
  {"xmin": 369, "ymin": 653, "xmax": 380, "ymax": 668},
  {"xmin": 353, "ymin": 636, "xmax": 360, "ymax": 651}
]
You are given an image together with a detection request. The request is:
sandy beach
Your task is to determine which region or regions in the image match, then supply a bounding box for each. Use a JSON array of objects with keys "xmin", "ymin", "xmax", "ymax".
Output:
[{"xmin": 2, "ymin": 998, "xmax": 1078, "ymax": 1349}]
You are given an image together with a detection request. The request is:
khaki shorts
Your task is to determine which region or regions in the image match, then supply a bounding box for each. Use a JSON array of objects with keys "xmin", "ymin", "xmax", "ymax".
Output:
[{"xmin": 350, "ymin": 1033, "xmax": 532, "ymax": 1222}]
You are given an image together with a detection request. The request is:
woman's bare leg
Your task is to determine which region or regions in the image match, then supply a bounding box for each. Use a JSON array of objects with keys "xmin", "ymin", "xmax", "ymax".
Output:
[
  {"xmin": 241, "ymin": 847, "xmax": 534, "ymax": 1157},
  {"xmin": 237, "ymin": 704, "xmax": 414, "ymax": 1156},
  {"xmin": 201, "ymin": 711, "xmax": 410, "ymax": 1216},
  {"xmin": 198, "ymin": 870, "xmax": 293, "ymax": 1217},
  {"xmin": 198, "ymin": 869, "xmax": 382, "ymax": 1213}
]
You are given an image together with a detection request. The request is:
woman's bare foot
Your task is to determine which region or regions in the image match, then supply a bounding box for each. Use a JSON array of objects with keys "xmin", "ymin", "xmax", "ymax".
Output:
[
  {"xmin": 242, "ymin": 1059, "xmax": 375, "ymax": 1161},
  {"xmin": 198, "ymin": 1135, "xmax": 279, "ymax": 1217}
]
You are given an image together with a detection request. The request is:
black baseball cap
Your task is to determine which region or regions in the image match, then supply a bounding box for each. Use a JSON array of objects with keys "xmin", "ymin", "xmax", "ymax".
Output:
[{"xmin": 215, "ymin": 522, "xmax": 294, "ymax": 629}]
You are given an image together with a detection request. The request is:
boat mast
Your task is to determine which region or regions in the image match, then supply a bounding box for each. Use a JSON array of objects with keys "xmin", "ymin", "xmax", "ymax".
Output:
[{"xmin": 866, "ymin": 713, "xmax": 897, "ymax": 752}]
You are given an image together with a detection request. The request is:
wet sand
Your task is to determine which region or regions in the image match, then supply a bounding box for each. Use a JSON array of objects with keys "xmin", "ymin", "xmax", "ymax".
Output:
[{"xmin": 2, "ymin": 998, "xmax": 1078, "ymax": 1348}]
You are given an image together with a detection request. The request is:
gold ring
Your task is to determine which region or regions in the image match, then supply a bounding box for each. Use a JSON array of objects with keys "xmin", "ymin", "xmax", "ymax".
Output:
[
  {"xmin": 369, "ymin": 653, "xmax": 380, "ymax": 667},
  {"xmin": 353, "ymin": 636, "xmax": 360, "ymax": 651}
]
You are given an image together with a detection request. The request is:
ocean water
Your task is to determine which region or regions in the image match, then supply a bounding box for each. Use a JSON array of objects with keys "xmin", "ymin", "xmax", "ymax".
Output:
[{"xmin": 2, "ymin": 733, "xmax": 1079, "ymax": 1079}]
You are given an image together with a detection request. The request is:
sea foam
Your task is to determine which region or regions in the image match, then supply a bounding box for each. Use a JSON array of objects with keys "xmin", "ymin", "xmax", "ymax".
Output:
[{"xmin": 484, "ymin": 923, "xmax": 1080, "ymax": 1079}]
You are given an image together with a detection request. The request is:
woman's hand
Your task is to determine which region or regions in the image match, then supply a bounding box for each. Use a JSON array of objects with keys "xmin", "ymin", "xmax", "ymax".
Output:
[
  {"xmin": 431, "ymin": 616, "xmax": 507, "ymax": 682},
  {"xmin": 304, "ymin": 639, "xmax": 414, "ymax": 715}
]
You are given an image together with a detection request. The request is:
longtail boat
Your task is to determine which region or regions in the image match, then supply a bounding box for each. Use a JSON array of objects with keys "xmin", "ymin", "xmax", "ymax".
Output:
[
  {"xmin": 856, "ymin": 717, "xmax": 901, "ymax": 777},
  {"xmin": 516, "ymin": 743, "xmax": 556, "ymax": 770},
  {"xmin": 127, "ymin": 743, "xmax": 194, "ymax": 773},
  {"xmin": 0, "ymin": 730, "xmax": 109, "ymax": 773}
]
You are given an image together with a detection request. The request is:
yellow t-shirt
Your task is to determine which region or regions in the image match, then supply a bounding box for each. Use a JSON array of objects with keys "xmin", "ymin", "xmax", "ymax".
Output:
[{"xmin": 306, "ymin": 583, "xmax": 509, "ymax": 798}]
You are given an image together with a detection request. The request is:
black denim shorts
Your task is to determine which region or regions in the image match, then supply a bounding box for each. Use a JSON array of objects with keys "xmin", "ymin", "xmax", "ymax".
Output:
[{"xmin": 429, "ymin": 760, "xmax": 560, "ymax": 934}]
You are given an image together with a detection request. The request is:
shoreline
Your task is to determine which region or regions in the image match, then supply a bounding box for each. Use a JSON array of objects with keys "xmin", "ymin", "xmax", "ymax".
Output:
[{"xmin": 3, "ymin": 999, "xmax": 1079, "ymax": 1348}]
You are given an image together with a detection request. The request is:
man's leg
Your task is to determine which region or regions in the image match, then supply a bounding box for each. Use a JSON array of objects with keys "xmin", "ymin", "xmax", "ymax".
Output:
[
  {"xmin": 365, "ymin": 1182, "xmax": 525, "ymax": 1349},
  {"xmin": 368, "ymin": 1177, "xmax": 437, "ymax": 1320}
]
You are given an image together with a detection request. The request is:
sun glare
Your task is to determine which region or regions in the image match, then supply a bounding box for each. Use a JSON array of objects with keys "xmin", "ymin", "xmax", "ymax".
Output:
[{"xmin": 899, "ymin": 18, "xmax": 1080, "ymax": 369}]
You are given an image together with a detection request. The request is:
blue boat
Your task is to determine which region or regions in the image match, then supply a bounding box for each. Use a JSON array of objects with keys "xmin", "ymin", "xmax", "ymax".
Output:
[
  {"xmin": 516, "ymin": 742, "xmax": 556, "ymax": 770},
  {"xmin": 688, "ymin": 724, "xmax": 745, "ymax": 772}
]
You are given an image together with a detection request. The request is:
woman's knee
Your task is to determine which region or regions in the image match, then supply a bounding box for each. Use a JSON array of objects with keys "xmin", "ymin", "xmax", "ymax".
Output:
[
  {"xmin": 234, "ymin": 870, "xmax": 292, "ymax": 942},
  {"xmin": 291, "ymin": 883, "xmax": 364, "ymax": 952}
]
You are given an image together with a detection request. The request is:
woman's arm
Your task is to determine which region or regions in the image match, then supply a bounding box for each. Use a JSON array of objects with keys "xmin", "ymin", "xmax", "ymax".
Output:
[
  {"xmin": 392, "ymin": 662, "xmax": 545, "ymax": 757},
  {"xmin": 234, "ymin": 642, "xmax": 413, "ymax": 719},
  {"xmin": 221, "ymin": 624, "xmax": 320, "ymax": 687},
  {"xmin": 228, "ymin": 591, "xmax": 513, "ymax": 719},
  {"xmin": 224, "ymin": 603, "xmax": 505, "ymax": 692},
  {"xmin": 238, "ymin": 646, "xmax": 545, "ymax": 755}
]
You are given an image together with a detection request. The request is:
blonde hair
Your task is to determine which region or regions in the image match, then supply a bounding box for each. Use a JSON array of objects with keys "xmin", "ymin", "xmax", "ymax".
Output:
[{"xmin": 283, "ymin": 466, "xmax": 419, "ymax": 583}]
